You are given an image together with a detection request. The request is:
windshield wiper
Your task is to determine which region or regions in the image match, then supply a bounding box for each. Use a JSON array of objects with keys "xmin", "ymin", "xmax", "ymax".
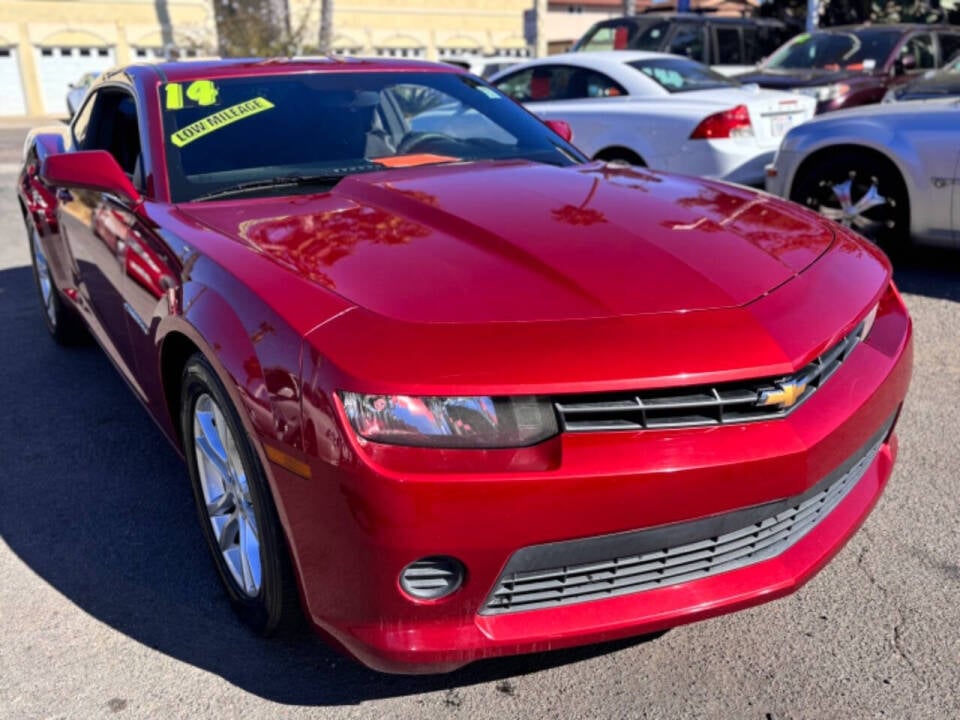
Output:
[{"xmin": 193, "ymin": 173, "xmax": 351, "ymax": 202}]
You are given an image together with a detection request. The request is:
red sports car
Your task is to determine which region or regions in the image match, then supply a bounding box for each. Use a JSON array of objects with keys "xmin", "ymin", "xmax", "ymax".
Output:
[{"xmin": 18, "ymin": 58, "xmax": 912, "ymax": 674}]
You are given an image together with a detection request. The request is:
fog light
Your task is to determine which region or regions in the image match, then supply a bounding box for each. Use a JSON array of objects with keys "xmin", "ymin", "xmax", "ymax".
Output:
[{"xmin": 400, "ymin": 556, "xmax": 464, "ymax": 600}]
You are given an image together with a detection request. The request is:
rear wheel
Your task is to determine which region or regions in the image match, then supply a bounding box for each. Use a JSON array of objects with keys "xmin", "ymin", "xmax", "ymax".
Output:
[
  {"xmin": 26, "ymin": 220, "xmax": 87, "ymax": 344},
  {"xmin": 180, "ymin": 354, "xmax": 301, "ymax": 635},
  {"xmin": 594, "ymin": 148, "xmax": 646, "ymax": 166},
  {"xmin": 790, "ymin": 151, "xmax": 909, "ymax": 252}
]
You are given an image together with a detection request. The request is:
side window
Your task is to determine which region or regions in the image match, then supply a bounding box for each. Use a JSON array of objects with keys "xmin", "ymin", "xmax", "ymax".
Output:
[
  {"xmin": 80, "ymin": 89, "xmax": 143, "ymax": 186},
  {"xmin": 666, "ymin": 24, "xmax": 706, "ymax": 63},
  {"xmin": 495, "ymin": 65, "xmax": 625, "ymax": 102},
  {"xmin": 715, "ymin": 27, "xmax": 743, "ymax": 65},
  {"xmin": 496, "ymin": 68, "xmax": 538, "ymax": 101},
  {"xmin": 575, "ymin": 69, "xmax": 627, "ymax": 98},
  {"xmin": 578, "ymin": 21, "xmax": 636, "ymax": 52},
  {"xmin": 71, "ymin": 93, "xmax": 97, "ymax": 148},
  {"xmin": 938, "ymin": 33, "xmax": 960, "ymax": 64},
  {"xmin": 902, "ymin": 34, "xmax": 935, "ymax": 70},
  {"xmin": 744, "ymin": 25, "xmax": 790, "ymax": 64}
]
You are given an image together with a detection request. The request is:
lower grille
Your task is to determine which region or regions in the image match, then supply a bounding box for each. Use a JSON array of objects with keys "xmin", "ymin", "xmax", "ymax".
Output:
[{"xmin": 481, "ymin": 416, "xmax": 893, "ymax": 615}]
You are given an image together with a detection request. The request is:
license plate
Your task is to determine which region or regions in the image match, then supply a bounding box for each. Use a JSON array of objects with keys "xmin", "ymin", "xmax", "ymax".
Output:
[{"xmin": 770, "ymin": 113, "xmax": 800, "ymax": 137}]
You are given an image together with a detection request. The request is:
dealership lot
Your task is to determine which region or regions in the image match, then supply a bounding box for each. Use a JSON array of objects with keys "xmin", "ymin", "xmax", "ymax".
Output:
[{"xmin": 1, "ymin": 125, "xmax": 958, "ymax": 718}]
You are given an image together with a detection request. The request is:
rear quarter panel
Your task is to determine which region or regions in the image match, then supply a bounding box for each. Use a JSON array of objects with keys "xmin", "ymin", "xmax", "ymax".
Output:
[{"xmin": 528, "ymin": 99, "xmax": 705, "ymax": 164}]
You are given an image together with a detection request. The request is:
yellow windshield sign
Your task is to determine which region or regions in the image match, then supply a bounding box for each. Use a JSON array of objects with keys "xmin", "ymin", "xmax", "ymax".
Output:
[{"xmin": 170, "ymin": 97, "xmax": 275, "ymax": 148}]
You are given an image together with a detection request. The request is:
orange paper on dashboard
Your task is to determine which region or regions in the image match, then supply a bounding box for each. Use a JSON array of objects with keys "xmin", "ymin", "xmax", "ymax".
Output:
[{"xmin": 372, "ymin": 153, "xmax": 458, "ymax": 168}]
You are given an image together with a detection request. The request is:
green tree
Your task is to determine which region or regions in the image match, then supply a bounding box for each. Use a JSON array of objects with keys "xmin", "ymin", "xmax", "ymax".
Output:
[{"xmin": 215, "ymin": 0, "xmax": 318, "ymax": 57}]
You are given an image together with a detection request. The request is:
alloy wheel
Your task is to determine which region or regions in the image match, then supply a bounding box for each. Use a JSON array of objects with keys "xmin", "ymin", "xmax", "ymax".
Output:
[
  {"xmin": 807, "ymin": 172, "xmax": 897, "ymax": 241},
  {"xmin": 29, "ymin": 226, "xmax": 57, "ymax": 327},
  {"xmin": 193, "ymin": 393, "xmax": 262, "ymax": 596}
]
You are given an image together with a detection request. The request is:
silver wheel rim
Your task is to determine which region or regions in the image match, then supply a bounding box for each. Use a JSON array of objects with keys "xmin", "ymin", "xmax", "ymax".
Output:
[
  {"xmin": 193, "ymin": 393, "xmax": 262, "ymax": 596},
  {"xmin": 812, "ymin": 175, "xmax": 894, "ymax": 238},
  {"xmin": 30, "ymin": 227, "xmax": 56, "ymax": 326}
]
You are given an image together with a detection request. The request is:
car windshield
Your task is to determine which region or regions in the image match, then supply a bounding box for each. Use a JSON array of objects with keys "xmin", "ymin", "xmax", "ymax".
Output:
[
  {"xmin": 627, "ymin": 57, "xmax": 737, "ymax": 93},
  {"xmin": 764, "ymin": 30, "xmax": 901, "ymax": 71},
  {"xmin": 575, "ymin": 19, "xmax": 671, "ymax": 52},
  {"xmin": 160, "ymin": 71, "xmax": 583, "ymax": 202}
]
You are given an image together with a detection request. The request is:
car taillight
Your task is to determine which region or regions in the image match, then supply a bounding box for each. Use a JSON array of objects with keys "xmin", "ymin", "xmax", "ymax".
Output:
[{"xmin": 689, "ymin": 105, "xmax": 753, "ymax": 140}]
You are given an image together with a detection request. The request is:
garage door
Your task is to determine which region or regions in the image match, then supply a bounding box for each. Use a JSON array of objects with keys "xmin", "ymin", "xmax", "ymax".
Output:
[
  {"xmin": 35, "ymin": 46, "xmax": 115, "ymax": 116},
  {"xmin": 0, "ymin": 47, "xmax": 27, "ymax": 116}
]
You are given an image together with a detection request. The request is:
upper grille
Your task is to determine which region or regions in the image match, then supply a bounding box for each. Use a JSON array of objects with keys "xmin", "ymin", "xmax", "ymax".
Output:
[
  {"xmin": 482, "ymin": 416, "xmax": 892, "ymax": 615},
  {"xmin": 554, "ymin": 321, "xmax": 864, "ymax": 433}
]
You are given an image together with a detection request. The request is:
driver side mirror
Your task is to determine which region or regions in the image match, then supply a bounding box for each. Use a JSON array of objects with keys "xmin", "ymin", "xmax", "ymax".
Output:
[
  {"xmin": 544, "ymin": 119, "xmax": 574, "ymax": 143},
  {"xmin": 41, "ymin": 150, "xmax": 142, "ymax": 207}
]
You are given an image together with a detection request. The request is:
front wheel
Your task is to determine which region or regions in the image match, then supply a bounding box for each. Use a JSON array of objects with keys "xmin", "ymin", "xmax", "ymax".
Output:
[
  {"xmin": 790, "ymin": 151, "xmax": 909, "ymax": 252},
  {"xmin": 180, "ymin": 354, "xmax": 301, "ymax": 635},
  {"xmin": 27, "ymin": 220, "xmax": 87, "ymax": 344}
]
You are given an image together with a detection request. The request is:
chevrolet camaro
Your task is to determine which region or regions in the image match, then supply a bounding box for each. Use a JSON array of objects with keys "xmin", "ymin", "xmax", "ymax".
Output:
[{"xmin": 18, "ymin": 58, "xmax": 912, "ymax": 673}]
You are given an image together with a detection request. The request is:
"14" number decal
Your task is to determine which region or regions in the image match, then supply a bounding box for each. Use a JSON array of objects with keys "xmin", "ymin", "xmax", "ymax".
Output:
[{"xmin": 165, "ymin": 80, "xmax": 219, "ymax": 109}]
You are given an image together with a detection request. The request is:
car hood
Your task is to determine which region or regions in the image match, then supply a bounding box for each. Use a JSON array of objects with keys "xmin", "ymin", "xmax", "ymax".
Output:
[
  {"xmin": 737, "ymin": 68, "xmax": 877, "ymax": 88},
  {"xmin": 180, "ymin": 161, "xmax": 834, "ymax": 324},
  {"xmin": 895, "ymin": 72, "xmax": 960, "ymax": 99},
  {"xmin": 789, "ymin": 95, "xmax": 959, "ymax": 127}
]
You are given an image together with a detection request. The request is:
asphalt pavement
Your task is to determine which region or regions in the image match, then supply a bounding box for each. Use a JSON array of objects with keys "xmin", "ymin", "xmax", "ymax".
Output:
[{"xmin": 1, "ymin": 126, "xmax": 959, "ymax": 719}]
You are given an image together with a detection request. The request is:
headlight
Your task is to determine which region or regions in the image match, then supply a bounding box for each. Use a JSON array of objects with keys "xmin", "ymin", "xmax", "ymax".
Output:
[
  {"xmin": 794, "ymin": 83, "xmax": 850, "ymax": 102},
  {"xmin": 859, "ymin": 302, "xmax": 879, "ymax": 341},
  {"xmin": 340, "ymin": 392, "xmax": 558, "ymax": 448}
]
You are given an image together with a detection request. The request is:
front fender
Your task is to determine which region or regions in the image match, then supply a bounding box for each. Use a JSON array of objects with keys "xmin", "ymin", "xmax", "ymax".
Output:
[{"xmin": 155, "ymin": 280, "xmax": 305, "ymax": 459}]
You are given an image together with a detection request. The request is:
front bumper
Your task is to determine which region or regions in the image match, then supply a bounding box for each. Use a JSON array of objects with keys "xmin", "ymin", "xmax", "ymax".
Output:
[
  {"xmin": 764, "ymin": 149, "xmax": 798, "ymax": 197},
  {"xmin": 274, "ymin": 283, "xmax": 912, "ymax": 674}
]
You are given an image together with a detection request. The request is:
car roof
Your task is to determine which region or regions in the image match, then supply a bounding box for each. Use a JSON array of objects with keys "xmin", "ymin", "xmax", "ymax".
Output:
[
  {"xmin": 604, "ymin": 12, "xmax": 786, "ymax": 27},
  {"xmin": 815, "ymin": 23, "xmax": 953, "ymax": 33},
  {"xmin": 504, "ymin": 50, "xmax": 680, "ymax": 68},
  {"xmin": 106, "ymin": 57, "xmax": 463, "ymax": 84}
]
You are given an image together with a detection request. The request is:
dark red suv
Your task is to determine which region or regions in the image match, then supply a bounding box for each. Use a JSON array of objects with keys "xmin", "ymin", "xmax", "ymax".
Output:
[{"xmin": 736, "ymin": 24, "xmax": 960, "ymax": 113}]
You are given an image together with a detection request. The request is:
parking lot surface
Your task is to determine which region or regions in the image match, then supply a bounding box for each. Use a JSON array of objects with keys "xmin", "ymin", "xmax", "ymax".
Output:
[{"xmin": 1, "ymin": 126, "xmax": 958, "ymax": 719}]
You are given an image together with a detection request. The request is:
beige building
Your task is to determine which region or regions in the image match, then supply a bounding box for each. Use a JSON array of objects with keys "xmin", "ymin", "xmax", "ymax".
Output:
[
  {"xmin": 0, "ymin": 0, "xmax": 215, "ymax": 116},
  {"xmin": 299, "ymin": 0, "xmax": 533, "ymax": 60},
  {"xmin": 0, "ymin": 0, "xmax": 539, "ymax": 118}
]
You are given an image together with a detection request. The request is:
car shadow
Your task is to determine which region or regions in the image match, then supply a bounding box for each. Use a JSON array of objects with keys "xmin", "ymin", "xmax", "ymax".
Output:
[
  {"xmin": 892, "ymin": 245, "xmax": 960, "ymax": 303},
  {"xmin": 0, "ymin": 264, "xmax": 663, "ymax": 705}
]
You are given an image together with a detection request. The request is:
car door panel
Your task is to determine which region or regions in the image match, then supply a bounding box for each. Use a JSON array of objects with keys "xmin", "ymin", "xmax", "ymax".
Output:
[
  {"xmin": 57, "ymin": 189, "xmax": 137, "ymax": 368},
  {"xmin": 56, "ymin": 86, "xmax": 148, "ymax": 392},
  {"xmin": 953, "ymin": 149, "xmax": 960, "ymax": 246},
  {"xmin": 119, "ymin": 211, "xmax": 182, "ymax": 414}
]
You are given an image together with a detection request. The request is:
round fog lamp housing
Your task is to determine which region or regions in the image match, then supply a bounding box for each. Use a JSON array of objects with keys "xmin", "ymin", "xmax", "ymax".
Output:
[{"xmin": 400, "ymin": 556, "xmax": 465, "ymax": 600}]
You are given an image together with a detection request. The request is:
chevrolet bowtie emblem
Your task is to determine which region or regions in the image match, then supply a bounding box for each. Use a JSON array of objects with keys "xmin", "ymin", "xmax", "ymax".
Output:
[{"xmin": 758, "ymin": 377, "xmax": 810, "ymax": 409}]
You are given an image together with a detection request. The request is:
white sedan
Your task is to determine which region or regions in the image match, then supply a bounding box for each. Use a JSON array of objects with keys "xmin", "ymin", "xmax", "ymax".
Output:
[{"xmin": 490, "ymin": 51, "xmax": 816, "ymax": 186}]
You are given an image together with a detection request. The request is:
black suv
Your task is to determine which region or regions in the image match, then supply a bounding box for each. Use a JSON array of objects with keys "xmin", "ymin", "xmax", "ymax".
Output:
[{"xmin": 572, "ymin": 13, "xmax": 792, "ymax": 72}]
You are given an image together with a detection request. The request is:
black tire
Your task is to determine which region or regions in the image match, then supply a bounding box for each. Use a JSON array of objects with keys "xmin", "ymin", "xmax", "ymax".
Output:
[
  {"xmin": 790, "ymin": 150, "xmax": 910, "ymax": 252},
  {"xmin": 26, "ymin": 219, "xmax": 88, "ymax": 345},
  {"xmin": 180, "ymin": 353, "xmax": 301, "ymax": 636},
  {"xmin": 594, "ymin": 148, "xmax": 646, "ymax": 166}
]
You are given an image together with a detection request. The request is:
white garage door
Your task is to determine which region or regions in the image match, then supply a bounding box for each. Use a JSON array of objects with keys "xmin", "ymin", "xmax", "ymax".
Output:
[
  {"xmin": 0, "ymin": 47, "xmax": 27, "ymax": 116},
  {"xmin": 35, "ymin": 46, "xmax": 115, "ymax": 116}
]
